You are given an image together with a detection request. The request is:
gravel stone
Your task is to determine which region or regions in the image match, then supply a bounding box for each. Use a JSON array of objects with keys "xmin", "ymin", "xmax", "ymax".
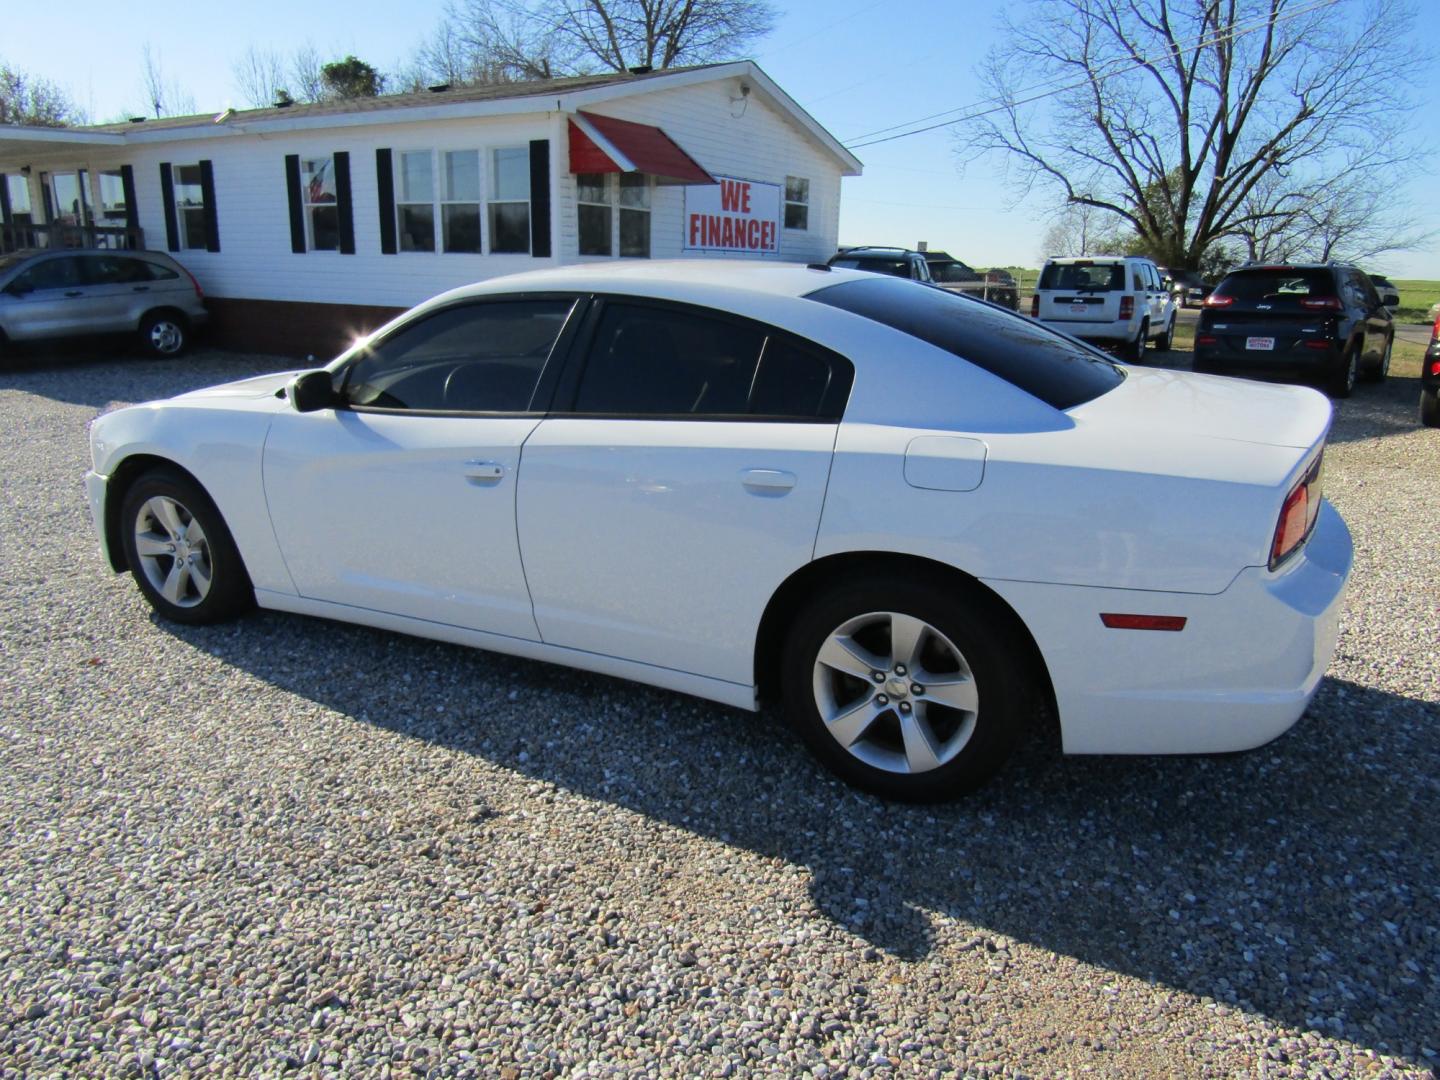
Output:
[{"xmin": 0, "ymin": 346, "xmax": 1437, "ymax": 1077}]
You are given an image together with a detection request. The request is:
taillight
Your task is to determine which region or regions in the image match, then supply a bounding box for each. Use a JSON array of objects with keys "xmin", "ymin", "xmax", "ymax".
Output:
[
  {"xmin": 1303, "ymin": 340, "xmax": 1332, "ymax": 350},
  {"xmin": 1300, "ymin": 296, "xmax": 1342, "ymax": 312},
  {"xmin": 1430, "ymin": 359, "xmax": 1440, "ymax": 377},
  {"xmin": 180, "ymin": 266, "xmax": 204, "ymax": 300},
  {"xmin": 1196, "ymin": 334, "xmax": 1216, "ymax": 345},
  {"xmin": 1030, "ymin": 294, "xmax": 1039, "ymax": 317},
  {"xmin": 1203, "ymin": 294, "xmax": 1233, "ymax": 308},
  {"xmin": 1118, "ymin": 296, "xmax": 1134, "ymax": 319},
  {"xmin": 1270, "ymin": 453, "xmax": 1324, "ymax": 570}
]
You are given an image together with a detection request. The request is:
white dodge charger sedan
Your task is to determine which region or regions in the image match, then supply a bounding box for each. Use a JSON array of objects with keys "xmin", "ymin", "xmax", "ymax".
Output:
[{"xmin": 86, "ymin": 262, "xmax": 1352, "ymax": 801}]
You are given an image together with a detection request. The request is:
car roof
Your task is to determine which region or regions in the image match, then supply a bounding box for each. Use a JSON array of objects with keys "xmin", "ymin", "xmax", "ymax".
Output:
[
  {"xmin": 423, "ymin": 259, "xmax": 872, "ymax": 305},
  {"xmin": 1044, "ymin": 255, "xmax": 1145, "ymax": 263},
  {"xmin": 832, "ymin": 247, "xmax": 916, "ymax": 257}
]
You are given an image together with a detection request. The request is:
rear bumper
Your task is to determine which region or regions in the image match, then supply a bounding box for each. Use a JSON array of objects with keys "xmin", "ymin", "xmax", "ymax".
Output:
[
  {"xmin": 984, "ymin": 500, "xmax": 1352, "ymax": 755},
  {"xmin": 1038, "ymin": 317, "xmax": 1137, "ymax": 343},
  {"xmin": 1194, "ymin": 341, "xmax": 1337, "ymax": 380}
]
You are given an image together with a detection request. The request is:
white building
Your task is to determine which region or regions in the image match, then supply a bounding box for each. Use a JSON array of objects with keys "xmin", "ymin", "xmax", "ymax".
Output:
[{"xmin": 0, "ymin": 61, "xmax": 861, "ymax": 355}]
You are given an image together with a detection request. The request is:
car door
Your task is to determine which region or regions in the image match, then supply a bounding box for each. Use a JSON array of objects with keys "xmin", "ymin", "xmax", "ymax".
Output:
[
  {"xmin": 515, "ymin": 299, "xmax": 852, "ymax": 686},
  {"xmin": 262, "ymin": 296, "xmax": 580, "ymax": 640},
  {"xmin": 1347, "ymin": 269, "xmax": 1388, "ymax": 367},
  {"xmin": 79, "ymin": 255, "xmax": 153, "ymax": 333},
  {"xmin": 0, "ymin": 255, "xmax": 96, "ymax": 340}
]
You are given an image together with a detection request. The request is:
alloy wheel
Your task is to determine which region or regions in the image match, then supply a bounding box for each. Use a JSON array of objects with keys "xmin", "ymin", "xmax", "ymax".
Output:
[{"xmin": 133, "ymin": 495, "xmax": 213, "ymax": 608}]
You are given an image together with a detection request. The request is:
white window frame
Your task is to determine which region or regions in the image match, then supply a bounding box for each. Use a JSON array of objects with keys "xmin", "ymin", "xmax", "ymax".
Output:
[
  {"xmin": 173, "ymin": 163, "xmax": 207, "ymax": 251},
  {"xmin": 487, "ymin": 147, "xmax": 531, "ymax": 255},
  {"xmin": 784, "ymin": 175, "xmax": 810, "ymax": 232},
  {"xmin": 576, "ymin": 172, "xmax": 613, "ymax": 257},
  {"xmin": 617, "ymin": 173, "xmax": 651, "ymax": 259},
  {"xmin": 394, "ymin": 149, "xmax": 437, "ymax": 253},
  {"xmin": 575, "ymin": 172, "xmax": 652, "ymax": 260},
  {"xmin": 393, "ymin": 148, "xmax": 484, "ymax": 255}
]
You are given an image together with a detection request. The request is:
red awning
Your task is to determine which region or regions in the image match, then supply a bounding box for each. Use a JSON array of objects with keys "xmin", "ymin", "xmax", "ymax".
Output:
[{"xmin": 568, "ymin": 111, "xmax": 715, "ymax": 186}]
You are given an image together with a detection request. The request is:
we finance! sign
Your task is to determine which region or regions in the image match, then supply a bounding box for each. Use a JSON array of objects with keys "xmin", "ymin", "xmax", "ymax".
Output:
[{"xmin": 684, "ymin": 176, "xmax": 781, "ymax": 255}]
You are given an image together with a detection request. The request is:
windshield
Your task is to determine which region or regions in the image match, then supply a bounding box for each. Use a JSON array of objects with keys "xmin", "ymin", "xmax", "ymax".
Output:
[
  {"xmin": 807, "ymin": 276, "xmax": 1124, "ymax": 410},
  {"xmin": 829, "ymin": 257, "xmax": 910, "ymax": 278},
  {"xmin": 1038, "ymin": 262, "xmax": 1126, "ymax": 292},
  {"xmin": 928, "ymin": 260, "xmax": 978, "ymax": 284}
]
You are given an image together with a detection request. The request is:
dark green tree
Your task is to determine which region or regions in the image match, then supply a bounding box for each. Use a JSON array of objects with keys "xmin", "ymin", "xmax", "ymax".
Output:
[{"xmin": 321, "ymin": 55, "xmax": 384, "ymax": 99}]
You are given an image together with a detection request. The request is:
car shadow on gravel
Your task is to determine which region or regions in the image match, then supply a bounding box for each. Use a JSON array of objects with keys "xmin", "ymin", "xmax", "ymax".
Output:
[
  {"xmin": 157, "ymin": 611, "xmax": 1440, "ymax": 1065},
  {"xmin": 0, "ymin": 348, "xmax": 297, "ymax": 410}
]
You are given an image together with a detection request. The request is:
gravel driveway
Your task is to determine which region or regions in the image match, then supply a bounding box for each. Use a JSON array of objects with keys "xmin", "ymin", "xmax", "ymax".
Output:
[{"xmin": 2, "ymin": 347, "xmax": 1437, "ymax": 1078}]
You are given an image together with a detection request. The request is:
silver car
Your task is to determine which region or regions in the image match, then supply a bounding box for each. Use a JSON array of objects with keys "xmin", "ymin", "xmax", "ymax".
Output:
[{"xmin": 0, "ymin": 249, "xmax": 208, "ymax": 357}]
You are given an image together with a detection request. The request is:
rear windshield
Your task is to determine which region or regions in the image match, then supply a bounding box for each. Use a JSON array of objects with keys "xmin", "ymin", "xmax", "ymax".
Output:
[
  {"xmin": 1211, "ymin": 269, "xmax": 1333, "ymax": 305},
  {"xmin": 1038, "ymin": 262, "xmax": 1126, "ymax": 292},
  {"xmin": 829, "ymin": 257, "xmax": 910, "ymax": 278},
  {"xmin": 807, "ymin": 277, "xmax": 1124, "ymax": 411}
]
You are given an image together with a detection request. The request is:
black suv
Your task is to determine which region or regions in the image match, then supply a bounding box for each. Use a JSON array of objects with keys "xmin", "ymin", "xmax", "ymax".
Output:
[
  {"xmin": 1193, "ymin": 263, "xmax": 1394, "ymax": 398},
  {"xmin": 827, "ymin": 247, "xmax": 933, "ymax": 282},
  {"xmin": 924, "ymin": 252, "xmax": 1020, "ymax": 310}
]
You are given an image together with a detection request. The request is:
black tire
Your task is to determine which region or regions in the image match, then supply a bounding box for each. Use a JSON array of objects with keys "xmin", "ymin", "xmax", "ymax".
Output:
[
  {"xmin": 1154, "ymin": 314, "xmax": 1175, "ymax": 352},
  {"xmin": 1122, "ymin": 321, "xmax": 1148, "ymax": 363},
  {"xmin": 118, "ymin": 467, "xmax": 253, "ymax": 625},
  {"xmin": 1327, "ymin": 346, "xmax": 1358, "ymax": 399},
  {"xmin": 139, "ymin": 311, "xmax": 189, "ymax": 358},
  {"xmin": 1421, "ymin": 386, "xmax": 1440, "ymax": 428},
  {"xmin": 1361, "ymin": 335, "xmax": 1391, "ymax": 384},
  {"xmin": 780, "ymin": 572, "xmax": 1035, "ymax": 802}
]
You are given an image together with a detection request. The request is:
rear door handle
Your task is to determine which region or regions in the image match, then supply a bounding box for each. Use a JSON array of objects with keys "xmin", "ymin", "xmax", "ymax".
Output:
[
  {"xmin": 132, "ymin": 285, "xmax": 150, "ymax": 292},
  {"xmin": 741, "ymin": 468, "xmax": 796, "ymax": 494},
  {"xmin": 64, "ymin": 290, "xmax": 84, "ymax": 297},
  {"xmin": 464, "ymin": 460, "xmax": 505, "ymax": 484}
]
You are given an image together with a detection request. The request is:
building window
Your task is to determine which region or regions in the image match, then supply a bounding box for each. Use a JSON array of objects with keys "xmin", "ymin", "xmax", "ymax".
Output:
[
  {"xmin": 96, "ymin": 170, "xmax": 128, "ymax": 228},
  {"xmin": 173, "ymin": 165, "xmax": 209, "ymax": 250},
  {"xmin": 577, "ymin": 173, "xmax": 611, "ymax": 256},
  {"xmin": 618, "ymin": 174, "xmax": 650, "ymax": 258},
  {"xmin": 489, "ymin": 147, "xmax": 530, "ymax": 253},
  {"xmin": 441, "ymin": 150, "xmax": 482, "ymax": 253},
  {"xmin": 396, "ymin": 151, "xmax": 435, "ymax": 252},
  {"xmin": 784, "ymin": 176, "xmax": 809, "ymax": 231},
  {"xmin": 4, "ymin": 174, "xmax": 33, "ymax": 225},
  {"xmin": 301, "ymin": 156, "xmax": 340, "ymax": 251}
]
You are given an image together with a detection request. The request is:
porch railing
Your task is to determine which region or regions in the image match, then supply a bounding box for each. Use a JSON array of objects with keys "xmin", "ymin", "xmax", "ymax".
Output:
[{"xmin": 1, "ymin": 222, "xmax": 146, "ymax": 254}]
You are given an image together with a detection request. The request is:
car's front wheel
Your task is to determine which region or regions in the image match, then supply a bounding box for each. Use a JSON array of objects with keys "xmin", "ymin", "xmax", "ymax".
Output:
[
  {"xmin": 139, "ymin": 311, "xmax": 189, "ymax": 357},
  {"xmin": 780, "ymin": 574, "xmax": 1032, "ymax": 801},
  {"xmin": 119, "ymin": 468, "xmax": 252, "ymax": 625}
]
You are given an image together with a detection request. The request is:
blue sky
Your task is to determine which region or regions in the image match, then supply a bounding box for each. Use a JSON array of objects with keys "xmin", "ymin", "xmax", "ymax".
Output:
[{"xmin": 6, "ymin": 0, "xmax": 1436, "ymax": 276}]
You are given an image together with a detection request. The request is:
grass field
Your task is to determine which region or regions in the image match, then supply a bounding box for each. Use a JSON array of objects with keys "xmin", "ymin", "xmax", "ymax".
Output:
[{"xmin": 1388, "ymin": 279, "xmax": 1439, "ymax": 325}]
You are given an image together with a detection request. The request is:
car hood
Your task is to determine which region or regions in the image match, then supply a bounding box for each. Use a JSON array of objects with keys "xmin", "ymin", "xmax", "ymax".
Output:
[
  {"xmin": 171, "ymin": 371, "xmax": 303, "ymax": 402},
  {"xmin": 1072, "ymin": 367, "xmax": 1332, "ymax": 450}
]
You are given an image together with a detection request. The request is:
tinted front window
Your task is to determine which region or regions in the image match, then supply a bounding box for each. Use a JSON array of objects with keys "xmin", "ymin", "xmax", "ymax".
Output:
[
  {"xmin": 929, "ymin": 261, "xmax": 978, "ymax": 284},
  {"xmin": 84, "ymin": 256, "xmax": 155, "ymax": 285},
  {"xmin": 1038, "ymin": 262, "xmax": 1126, "ymax": 292},
  {"xmin": 1211, "ymin": 269, "xmax": 1334, "ymax": 307},
  {"xmin": 12, "ymin": 257, "xmax": 82, "ymax": 291},
  {"xmin": 807, "ymin": 276, "xmax": 1124, "ymax": 411},
  {"xmin": 343, "ymin": 299, "xmax": 574, "ymax": 412}
]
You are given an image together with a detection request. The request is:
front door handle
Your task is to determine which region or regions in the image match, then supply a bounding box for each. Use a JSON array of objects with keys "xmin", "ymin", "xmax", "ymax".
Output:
[
  {"xmin": 132, "ymin": 285, "xmax": 150, "ymax": 292},
  {"xmin": 464, "ymin": 460, "xmax": 505, "ymax": 485},
  {"xmin": 64, "ymin": 290, "xmax": 84, "ymax": 297},
  {"xmin": 741, "ymin": 468, "xmax": 797, "ymax": 494}
]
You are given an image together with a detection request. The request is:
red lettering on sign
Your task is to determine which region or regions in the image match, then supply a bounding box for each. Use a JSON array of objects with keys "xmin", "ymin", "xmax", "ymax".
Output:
[
  {"xmin": 689, "ymin": 214, "xmax": 701, "ymax": 246},
  {"xmin": 746, "ymin": 219, "xmax": 759, "ymax": 248},
  {"xmin": 740, "ymin": 183, "xmax": 752, "ymax": 213},
  {"xmin": 719, "ymin": 179, "xmax": 742, "ymax": 212}
]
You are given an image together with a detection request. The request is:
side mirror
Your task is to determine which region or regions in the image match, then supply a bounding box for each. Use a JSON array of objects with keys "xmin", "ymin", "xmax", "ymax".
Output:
[
  {"xmin": 1382, "ymin": 292, "xmax": 1399, "ymax": 308},
  {"xmin": 288, "ymin": 369, "xmax": 337, "ymax": 413}
]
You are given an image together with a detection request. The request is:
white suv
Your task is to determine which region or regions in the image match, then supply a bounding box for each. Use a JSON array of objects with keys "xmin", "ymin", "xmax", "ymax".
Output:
[{"xmin": 1031, "ymin": 255, "xmax": 1176, "ymax": 361}]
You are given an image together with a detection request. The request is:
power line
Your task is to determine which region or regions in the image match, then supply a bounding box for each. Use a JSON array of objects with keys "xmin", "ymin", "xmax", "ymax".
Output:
[{"xmin": 840, "ymin": 0, "xmax": 1338, "ymax": 150}]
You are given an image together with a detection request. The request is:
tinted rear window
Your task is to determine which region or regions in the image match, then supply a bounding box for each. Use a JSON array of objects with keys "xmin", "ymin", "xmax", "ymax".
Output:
[
  {"xmin": 928, "ymin": 261, "xmax": 978, "ymax": 284},
  {"xmin": 1038, "ymin": 262, "xmax": 1125, "ymax": 292},
  {"xmin": 807, "ymin": 277, "xmax": 1124, "ymax": 410},
  {"xmin": 829, "ymin": 257, "xmax": 911, "ymax": 278},
  {"xmin": 1212, "ymin": 269, "xmax": 1334, "ymax": 305}
]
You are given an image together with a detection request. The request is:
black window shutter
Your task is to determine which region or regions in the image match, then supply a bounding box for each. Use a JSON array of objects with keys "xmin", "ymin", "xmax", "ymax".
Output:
[
  {"xmin": 376, "ymin": 148, "xmax": 396, "ymax": 255},
  {"xmin": 119, "ymin": 165, "xmax": 139, "ymax": 234},
  {"xmin": 41, "ymin": 179, "xmax": 54, "ymax": 224},
  {"xmin": 284, "ymin": 154, "xmax": 306, "ymax": 253},
  {"xmin": 529, "ymin": 139, "xmax": 551, "ymax": 258},
  {"xmin": 158, "ymin": 162, "xmax": 179, "ymax": 252},
  {"xmin": 334, "ymin": 151, "xmax": 355, "ymax": 255},
  {"xmin": 198, "ymin": 160, "xmax": 220, "ymax": 252},
  {"xmin": 0, "ymin": 174, "xmax": 11, "ymax": 225}
]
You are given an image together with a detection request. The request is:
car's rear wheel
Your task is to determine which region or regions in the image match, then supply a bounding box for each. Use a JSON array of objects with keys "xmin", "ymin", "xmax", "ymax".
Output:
[
  {"xmin": 1327, "ymin": 346, "xmax": 1357, "ymax": 398},
  {"xmin": 780, "ymin": 574, "xmax": 1032, "ymax": 801},
  {"xmin": 119, "ymin": 468, "xmax": 252, "ymax": 625},
  {"xmin": 1154, "ymin": 314, "xmax": 1175, "ymax": 352},
  {"xmin": 1361, "ymin": 335, "xmax": 1391, "ymax": 383},
  {"xmin": 1421, "ymin": 386, "xmax": 1440, "ymax": 428},
  {"xmin": 1123, "ymin": 320, "xmax": 1148, "ymax": 363},
  {"xmin": 140, "ymin": 311, "xmax": 189, "ymax": 358}
]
